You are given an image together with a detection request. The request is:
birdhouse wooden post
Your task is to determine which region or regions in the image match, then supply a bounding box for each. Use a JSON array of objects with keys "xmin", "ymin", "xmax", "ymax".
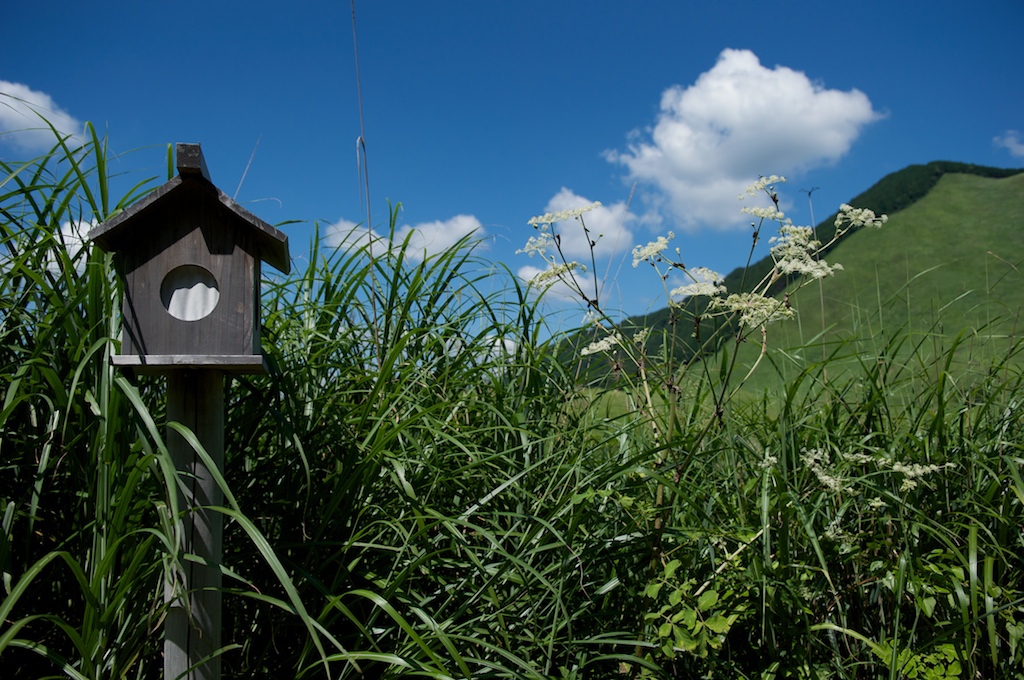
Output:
[{"xmin": 89, "ymin": 143, "xmax": 290, "ymax": 680}]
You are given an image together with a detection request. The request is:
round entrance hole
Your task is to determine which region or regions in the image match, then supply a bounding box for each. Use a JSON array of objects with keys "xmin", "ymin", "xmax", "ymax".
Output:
[{"xmin": 160, "ymin": 265, "xmax": 220, "ymax": 321}]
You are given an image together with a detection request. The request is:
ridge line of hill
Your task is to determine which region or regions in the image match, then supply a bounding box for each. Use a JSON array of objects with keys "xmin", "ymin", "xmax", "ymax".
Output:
[
  {"xmin": 629, "ymin": 161, "xmax": 1023, "ymax": 328},
  {"xmin": 565, "ymin": 161, "xmax": 1023, "ymax": 377}
]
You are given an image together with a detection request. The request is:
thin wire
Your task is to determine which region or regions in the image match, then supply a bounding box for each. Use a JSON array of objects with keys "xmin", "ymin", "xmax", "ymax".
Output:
[
  {"xmin": 350, "ymin": 0, "xmax": 381, "ymax": 363},
  {"xmin": 351, "ymin": 1, "xmax": 371, "ymax": 228},
  {"xmin": 233, "ymin": 134, "xmax": 262, "ymax": 200}
]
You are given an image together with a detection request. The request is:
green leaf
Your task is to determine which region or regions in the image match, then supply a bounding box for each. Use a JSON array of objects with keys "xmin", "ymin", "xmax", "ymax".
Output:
[
  {"xmin": 705, "ymin": 613, "xmax": 732, "ymax": 634},
  {"xmin": 677, "ymin": 628, "xmax": 699, "ymax": 653},
  {"xmin": 697, "ymin": 589, "xmax": 719, "ymax": 611},
  {"xmin": 681, "ymin": 606, "xmax": 697, "ymax": 629}
]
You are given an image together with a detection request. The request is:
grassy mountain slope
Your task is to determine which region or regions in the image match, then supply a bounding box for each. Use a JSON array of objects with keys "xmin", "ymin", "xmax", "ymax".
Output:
[
  {"xmin": 611, "ymin": 162, "xmax": 1024, "ymax": 376},
  {"xmin": 738, "ymin": 169, "xmax": 1024, "ymax": 393}
]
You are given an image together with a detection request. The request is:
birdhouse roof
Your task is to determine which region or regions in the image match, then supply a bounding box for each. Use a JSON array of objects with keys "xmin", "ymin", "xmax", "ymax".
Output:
[{"xmin": 89, "ymin": 143, "xmax": 291, "ymax": 274}]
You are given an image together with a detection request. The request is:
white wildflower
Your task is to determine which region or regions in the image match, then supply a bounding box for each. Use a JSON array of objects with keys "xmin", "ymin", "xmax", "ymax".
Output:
[
  {"xmin": 670, "ymin": 266, "xmax": 726, "ymax": 299},
  {"xmin": 671, "ymin": 281, "xmax": 726, "ymax": 299},
  {"xmin": 835, "ymin": 203, "xmax": 887, "ymax": 231},
  {"xmin": 801, "ymin": 447, "xmax": 848, "ymax": 493},
  {"xmin": 529, "ymin": 261, "xmax": 585, "ymax": 286},
  {"xmin": 868, "ymin": 497, "xmax": 887, "ymax": 510},
  {"xmin": 632, "ymin": 328, "xmax": 650, "ymax": 345},
  {"xmin": 770, "ymin": 225, "xmax": 816, "ymax": 254},
  {"xmin": 770, "ymin": 225, "xmax": 843, "ymax": 279},
  {"xmin": 759, "ymin": 454, "xmax": 778, "ymax": 470},
  {"xmin": 840, "ymin": 451, "xmax": 875, "ymax": 465},
  {"xmin": 891, "ymin": 461, "xmax": 955, "ymax": 491},
  {"xmin": 516, "ymin": 231, "xmax": 554, "ymax": 257},
  {"xmin": 740, "ymin": 206, "xmax": 788, "ymax": 222},
  {"xmin": 823, "ymin": 516, "xmax": 854, "ymax": 552},
  {"xmin": 741, "ymin": 175, "xmax": 786, "ymax": 198},
  {"xmin": 801, "ymin": 447, "xmax": 829, "ymax": 466},
  {"xmin": 710, "ymin": 292, "xmax": 795, "ymax": 328},
  {"xmin": 631, "ymin": 232, "xmax": 674, "ymax": 267},
  {"xmin": 528, "ymin": 201, "xmax": 602, "ymax": 226},
  {"xmin": 580, "ymin": 332, "xmax": 621, "ymax": 357}
]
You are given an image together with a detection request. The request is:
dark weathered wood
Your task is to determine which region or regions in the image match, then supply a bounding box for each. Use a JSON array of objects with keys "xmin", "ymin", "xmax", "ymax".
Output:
[
  {"xmin": 176, "ymin": 142, "xmax": 212, "ymax": 181},
  {"xmin": 111, "ymin": 354, "xmax": 266, "ymax": 374},
  {"xmin": 114, "ymin": 192, "xmax": 261, "ymax": 358},
  {"xmin": 165, "ymin": 370, "xmax": 224, "ymax": 680},
  {"xmin": 88, "ymin": 143, "xmax": 290, "ymax": 373},
  {"xmin": 89, "ymin": 146, "xmax": 290, "ymax": 274}
]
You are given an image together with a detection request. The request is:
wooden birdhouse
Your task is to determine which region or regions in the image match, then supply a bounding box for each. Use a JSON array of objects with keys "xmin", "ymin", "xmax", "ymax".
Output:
[{"xmin": 89, "ymin": 143, "xmax": 290, "ymax": 373}]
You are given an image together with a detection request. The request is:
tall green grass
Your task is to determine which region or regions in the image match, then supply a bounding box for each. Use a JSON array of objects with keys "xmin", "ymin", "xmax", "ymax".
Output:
[{"xmin": 2, "ymin": 132, "xmax": 1022, "ymax": 678}]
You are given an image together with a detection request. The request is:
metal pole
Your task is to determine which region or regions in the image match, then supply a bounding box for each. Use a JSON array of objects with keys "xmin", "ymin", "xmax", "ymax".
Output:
[{"xmin": 165, "ymin": 370, "xmax": 224, "ymax": 680}]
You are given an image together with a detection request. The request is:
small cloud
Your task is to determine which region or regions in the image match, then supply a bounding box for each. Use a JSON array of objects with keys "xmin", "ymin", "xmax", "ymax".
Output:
[
  {"xmin": 532, "ymin": 188, "xmax": 635, "ymax": 259},
  {"xmin": 1, "ymin": 219, "xmax": 93, "ymax": 277},
  {"xmin": 48, "ymin": 219, "xmax": 92, "ymax": 275},
  {"xmin": 0, "ymin": 80, "xmax": 83, "ymax": 153},
  {"xmin": 607, "ymin": 49, "xmax": 882, "ymax": 231},
  {"xmin": 994, "ymin": 130, "xmax": 1024, "ymax": 158},
  {"xmin": 517, "ymin": 188, "xmax": 638, "ymax": 305},
  {"xmin": 394, "ymin": 214, "xmax": 484, "ymax": 262},
  {"xmin": 324, "ymin": 218, "xmax": 380, "ymax": 251},
  {"xmin": 324, "ymin": 214, "xmax": 484, "ymax": 262},
  {"xmin": 517, "ymin": 264, "xmax": 546, "ymax": 281},
  {"xmin": 516, "ymin": 263, "xmax": 581, "ymax": 301}
]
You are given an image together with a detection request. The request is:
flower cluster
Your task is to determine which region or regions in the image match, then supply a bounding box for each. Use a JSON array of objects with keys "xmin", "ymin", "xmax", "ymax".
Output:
[
  {"xmin": 528, "ymin": 202, "xmax": 602, "ymax": 227},
  {"xmin": 632, "ymin": 233, "xmax": 674, "ymax": 267},
  {"xmin": 739, "ymin": 174, "xmax": 786, "ymax": 199},
  {"xmin": 770, "ymin": 225, "xmax": 843, "ymax": 279},
  {"xmin": 710, "ymin": 292, "xmax": 795, "ymax": 328},
  {"xmin": 740, "ymin": 205, "xmax": 787, "ymax": 222},
  {"xmin": 800, "ymin": 447, "xmax": 848, "ymax": 493},
  {"xmin": 530, "ymin": 261, "xmax": 586, "ymax": 286},
  {"xmin": 579, "ymin": 332, "xmax": 621, "ymax": 356},
  {"xmin": 670, "ymin": 266, "xmax": 726, "ymax": 300},
  {"xmin": 890, "ymin": 461, "xmax": 956, "ymax": 492},
  {"xmin": 835, "ymin": 203, "xmax": 887, "ymax": 231},
  {"xmin": 516, "ymin": 230, "xmax": 554, "ymax": 258}
]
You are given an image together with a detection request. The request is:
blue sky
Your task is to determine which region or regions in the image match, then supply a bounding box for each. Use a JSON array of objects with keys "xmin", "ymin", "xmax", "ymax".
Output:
[{"xmin": 3, "ymin": 1, "xmax": 1022, "ymax": 323}]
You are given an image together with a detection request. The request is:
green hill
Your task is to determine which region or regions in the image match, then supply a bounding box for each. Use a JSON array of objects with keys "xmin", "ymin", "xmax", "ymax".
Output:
[
  {"xmin": 635, "ymin": 163, "xmax": 1021, "ymax": 349},
  {"xmin": 570, "ymin": 162, "xmax": 1024, "ymax": 389},
  {"xmin": 738, "ymin": 169, "xmax": 1024, "ymax": 392}
]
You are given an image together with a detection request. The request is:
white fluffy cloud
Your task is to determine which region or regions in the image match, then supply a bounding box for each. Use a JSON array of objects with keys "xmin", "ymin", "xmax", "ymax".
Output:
[
  {"xmin": 324, "ymin": 214, "xmax": 484, "ymax": 262},
  {"xmin": 324, "ymin": 218, "xmax": 374, "ymax": 251},
  {"xmin": 395, "ymin": 214, "xmax": 484, "ymax": 261},
  {"xmin": 607, "ymin": 49, "xmax": 881, "ymax": 230},
  {"xmin": 994, "ymin": 130, "xmax": 1024, "ymax": 158},
  {"xmin": 516, "ymin": 188, "xmax": 637, "ymax": 303},
  {"xmin": 0, "ymin": 219, "xmax": 92, "ymax": 276},
  {"xmin": 534, "ymin": 188, "xmax": 634, "ymax": 259},
  {"xmin": 516, "ymin": 188, "xmax": 635, "ymax": 295},
  {"xmin": 0, "ymin": 80, "xmax": 82, "ymax": 153},
  {"xmin": 50, "ymin": 220, "xmax": 92, "ymax": 274}
]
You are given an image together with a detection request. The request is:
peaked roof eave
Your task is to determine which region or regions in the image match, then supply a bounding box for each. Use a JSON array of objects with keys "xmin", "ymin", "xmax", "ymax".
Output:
[{"xmin": 88, "ymin": 147, "xmax": 290, "ymax": 274}]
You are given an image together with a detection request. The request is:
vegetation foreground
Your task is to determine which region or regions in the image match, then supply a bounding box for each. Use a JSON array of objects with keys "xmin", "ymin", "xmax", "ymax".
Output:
[{"xmin": 2, "ymin": 135, "xmax": 1023, "ymax": 678}]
